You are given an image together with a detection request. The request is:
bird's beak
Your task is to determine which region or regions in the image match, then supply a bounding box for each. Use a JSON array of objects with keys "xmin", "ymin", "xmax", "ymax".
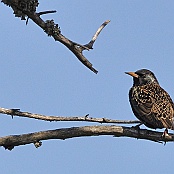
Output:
[{"xmin": 125, "ymin": 72, "xmax": 139, "ymax": 78}]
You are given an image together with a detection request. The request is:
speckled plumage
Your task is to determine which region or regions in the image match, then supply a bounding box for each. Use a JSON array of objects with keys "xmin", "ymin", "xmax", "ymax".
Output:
[{"xmin": 126, "ymin": 69, "xmax": 174, "ymax": 130}]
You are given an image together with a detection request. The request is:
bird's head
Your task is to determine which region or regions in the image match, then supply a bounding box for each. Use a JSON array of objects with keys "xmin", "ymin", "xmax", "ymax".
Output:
[{"xmin": 125, "ymin": 69, "xmax": 159, "ymax": 86}]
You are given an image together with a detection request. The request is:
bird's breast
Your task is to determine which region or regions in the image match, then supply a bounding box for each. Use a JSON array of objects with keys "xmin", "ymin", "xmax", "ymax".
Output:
[{"xmin": 130, "ymin": 86, "xmax": 151, "ymax": 104}]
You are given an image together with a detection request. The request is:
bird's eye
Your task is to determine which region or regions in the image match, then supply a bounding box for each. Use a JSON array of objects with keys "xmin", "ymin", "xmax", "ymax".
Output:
[{"xmin": 139, "ymin": 74, "xmax": 146, "ymax": 78}]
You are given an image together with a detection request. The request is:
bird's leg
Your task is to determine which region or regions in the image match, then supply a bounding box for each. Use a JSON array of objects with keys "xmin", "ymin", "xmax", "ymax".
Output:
[
  {"xmin": 10, "ymin": 108, "xmax": 20, "ymax": 119},
  {"xmin": 131, "ymin": 123, "xmax": 143, "ymax": 129},
  {"xmin": 162, "ymin": 128, "xmax": 169, "ymax": 145},
  {"xmin": 131, "ymin": 123, "xmax": 143, "ymax": 139}
]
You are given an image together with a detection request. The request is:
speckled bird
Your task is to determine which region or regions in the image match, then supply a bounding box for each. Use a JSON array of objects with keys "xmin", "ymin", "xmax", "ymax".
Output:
[{"xmin": 125, "ymin": 69, "xmax": 174, "ymax": 130}]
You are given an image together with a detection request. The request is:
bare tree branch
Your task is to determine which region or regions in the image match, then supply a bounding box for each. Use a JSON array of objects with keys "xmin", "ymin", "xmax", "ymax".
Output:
[
  {"xmin": 1, "ymin": 0, "xmax": 110, "ymax": 73},
  {"xmin": 0, "ymin": 107, "xmax": 141, "ymax": 124},
  {"xmin": 1, "ymin": 125, "xmax": 173, "ymax": 150}
]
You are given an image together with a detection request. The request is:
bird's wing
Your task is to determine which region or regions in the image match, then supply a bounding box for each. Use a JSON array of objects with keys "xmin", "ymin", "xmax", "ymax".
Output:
[
  {"xmin": 130, "ymin": 85, "xmax": 174, "ymax": 129},
  {"xmin": 130, "ymin": 91, "xmax": 163, "ymax": 128}
]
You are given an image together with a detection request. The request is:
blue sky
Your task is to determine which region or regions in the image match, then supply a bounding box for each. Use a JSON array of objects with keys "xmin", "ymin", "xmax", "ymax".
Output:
[{"xmin": 1, "ymin": 1, "xmax": 174, "ymax": 173}]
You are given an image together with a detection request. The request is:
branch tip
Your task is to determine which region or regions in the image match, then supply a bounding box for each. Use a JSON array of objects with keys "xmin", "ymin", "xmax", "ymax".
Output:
[{"xmin": 37, "ymin": 10, "xmax": 57, "ymax": 16}]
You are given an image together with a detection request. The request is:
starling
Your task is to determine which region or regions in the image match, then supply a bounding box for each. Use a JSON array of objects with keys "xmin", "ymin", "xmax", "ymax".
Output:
[{"xmin": 125, "ymin": 69, "xmax": 174, "ymax": 130}]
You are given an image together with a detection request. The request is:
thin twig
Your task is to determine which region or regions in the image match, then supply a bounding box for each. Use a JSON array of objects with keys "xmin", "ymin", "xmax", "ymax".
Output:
[
  {"xmin": 0, "ymin": 107, "xmax": 140, "ymax": 124},
  {"xmin": 26, "ymin": 10, "xmax": 57, "ymax": 25},
  {"xmin": 37, "ymin": 10, "xmax": 57, "ymax": 16}
]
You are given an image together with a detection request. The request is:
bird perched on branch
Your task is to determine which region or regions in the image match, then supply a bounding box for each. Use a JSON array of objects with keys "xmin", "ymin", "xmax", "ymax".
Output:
[{"xmin": 125, "ymin": 69, "xmax": 174, "ymax": 131}]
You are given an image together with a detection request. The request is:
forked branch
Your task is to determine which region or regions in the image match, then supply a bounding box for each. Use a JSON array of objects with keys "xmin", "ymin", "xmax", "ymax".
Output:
[{"xmin": 1, "ymin": 0, "xmax": 110, "ymax": 73}]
